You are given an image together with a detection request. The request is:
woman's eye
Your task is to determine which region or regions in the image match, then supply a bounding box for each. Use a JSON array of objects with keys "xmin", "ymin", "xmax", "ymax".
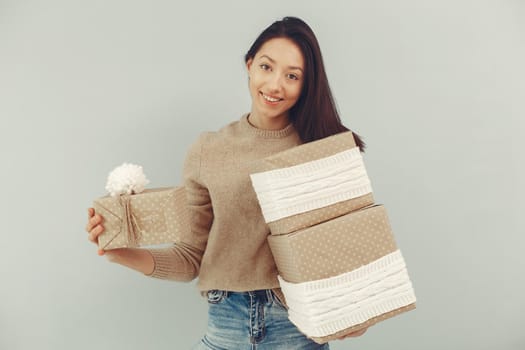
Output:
[
  {"xmin": 259, "ymin": 64, "xmax": 270, "ymax": 70},
  {"xmin": 287, "ymin": 74, "xmax": 299, "ymax": 80}
]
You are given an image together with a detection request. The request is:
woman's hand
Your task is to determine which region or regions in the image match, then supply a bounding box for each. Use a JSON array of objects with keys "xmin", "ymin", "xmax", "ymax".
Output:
[
  {"xmin": 86, "ymin": 207, "xmax": 107, "ymax": 255},
  {"xmin": 85, "ymin": 208, "xmax": 155, "ymax": 274},
  {"xmin": 337, "ymin": 326, "xmax": 369, "ymax": 340},
  {"xmin": 85, "ymin": 208, "xmax": 124, "ymax": 260}
]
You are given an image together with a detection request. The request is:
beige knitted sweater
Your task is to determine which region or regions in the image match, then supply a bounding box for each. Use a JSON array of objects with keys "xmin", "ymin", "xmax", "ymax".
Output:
[{"xmin": 145, "ymin": 113, "xmax": 302, "ymax": 300}]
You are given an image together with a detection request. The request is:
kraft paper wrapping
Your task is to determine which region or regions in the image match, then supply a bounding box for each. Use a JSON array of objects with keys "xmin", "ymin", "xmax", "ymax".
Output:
[
  {"xmin": 93, "ymin": 186, "xmax": 190, "ymax": 250},
  {"xmin": 250, "ymin": 131, "xmax": 374, "ymax": 235},
  {"xmin": 267, "ymin": 205, "xmax": 398, "ymax": 283},
  {"xmin": 269, "ymin": 205, "xmax": 417, "ymax": 344},
  {"xmin": 248, "ymin": 131, "xmax": 417, "ymax": 343},
  {"xmin": 266, "ymin": 193, "xmax": 374, "ymax": 236}
]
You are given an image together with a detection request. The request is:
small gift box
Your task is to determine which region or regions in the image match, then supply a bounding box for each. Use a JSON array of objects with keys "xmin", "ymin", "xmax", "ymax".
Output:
[
  {"xmin": 92, "ymin": 163, "xmax": 190, "ymax": 250},
  {"xmin": 249, "ymin": 132, "xmax": 417, "ymax": 343},
  {"xmin": 249, "ymin": 131, "xmax": 374, "ymax": 235}
]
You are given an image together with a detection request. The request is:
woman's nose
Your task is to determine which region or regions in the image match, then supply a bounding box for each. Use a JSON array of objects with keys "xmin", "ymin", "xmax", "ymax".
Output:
[{"xmin": 267, "ymin": 73, "xmax": 284, "ymax": 93}]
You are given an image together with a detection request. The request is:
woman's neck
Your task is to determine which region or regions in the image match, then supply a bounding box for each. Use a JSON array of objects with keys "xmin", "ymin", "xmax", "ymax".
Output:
[{"xmin": 247, "ymin": 112, "xmax": 290, "ymax": 130}]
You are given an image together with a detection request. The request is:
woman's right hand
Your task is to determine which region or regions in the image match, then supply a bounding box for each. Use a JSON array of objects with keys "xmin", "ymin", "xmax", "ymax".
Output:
[
  {"xmin": 86, "ymin": 207, "xmax": 107, "ymax": 256},
  {"xmin": 84, "ymin": 208, "xmax": 155, "ymax": 274}
]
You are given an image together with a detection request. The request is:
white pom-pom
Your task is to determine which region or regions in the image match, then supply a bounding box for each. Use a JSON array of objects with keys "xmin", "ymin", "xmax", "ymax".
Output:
[{"xmin": 105, "ymin": 162, "xmax": 150, "ymax": 197}]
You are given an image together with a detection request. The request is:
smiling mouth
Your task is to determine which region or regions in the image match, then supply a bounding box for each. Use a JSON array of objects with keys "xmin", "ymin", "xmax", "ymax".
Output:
[{"xmin": 260, "ymin": 92, "xmax": 283, "ymax": 103}]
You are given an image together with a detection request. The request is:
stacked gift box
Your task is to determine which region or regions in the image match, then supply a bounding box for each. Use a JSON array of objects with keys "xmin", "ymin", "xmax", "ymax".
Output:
[{"xmin": 249, "ymin": 131, "xmax": 417, "ymax": 343}]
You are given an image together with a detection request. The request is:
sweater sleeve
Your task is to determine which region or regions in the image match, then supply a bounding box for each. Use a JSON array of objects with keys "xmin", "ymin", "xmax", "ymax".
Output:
[{"xmin": 144, "ymin": 133, "xmax": 213, "ymax": 281}]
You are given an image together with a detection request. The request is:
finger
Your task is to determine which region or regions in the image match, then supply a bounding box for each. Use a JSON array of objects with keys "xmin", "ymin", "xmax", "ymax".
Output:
[
  {"xmin": 86, "ymin": 219, "xmax": 97, "ymax": 233},
  {"xmin": 86, "ymin": 214, "xmax": 97, "ymax": 232},
  {"xmin": 354, "ymin": 328, "xmax": 367, "ymax": 336},
  {"xmin": 338, "ymin": 327, "xmax": 367, "ymax": 340},
  {"xmin": 92, "ymin": 224, "xmax": 104, "ymax": 238},
  {"xmin": 88, "ymin": 225, "xmax": 104, "ymax": 243},
  {"xmin": 88, "ymin": 230, "xmax": 96, "ymax": 243},
  {"xmin": 90, "ymin": 214, "xmax": 101, "ymax": 225},
  {"xmin": 94, "ymin": 214, "xmax": 104, "ymax": 225},
  {"xmin": 86, "ymin": 214, "xmax": 103, "ymax": 231},
  {"xmin": 347, "ymin": 328, "xmax": 367, "ymax": 337},
  {"xmin": 87, "ymin": 208, "xmax": 94, "ymax": 218}
]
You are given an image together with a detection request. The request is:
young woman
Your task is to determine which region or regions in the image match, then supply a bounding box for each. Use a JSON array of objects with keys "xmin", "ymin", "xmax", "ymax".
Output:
[{"xmin": 85, "ymin": 16, "xmax": 368, "ymax": 349}]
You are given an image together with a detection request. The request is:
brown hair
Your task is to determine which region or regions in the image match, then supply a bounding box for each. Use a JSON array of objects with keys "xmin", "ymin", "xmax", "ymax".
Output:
[{"xmin": 245, "ymin": 16, "xmax": 366, "ymax": 152}]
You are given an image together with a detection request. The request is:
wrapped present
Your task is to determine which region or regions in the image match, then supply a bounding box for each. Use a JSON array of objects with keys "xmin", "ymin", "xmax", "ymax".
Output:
[
  {"xmin": 250, "ymin": 131, "xmax": 374, "ymax": 235},
  {"xmin": 269, "ymin": 205, "xmax": 416, "ymax": 343},
  {"xmin": 249, "ymin": 132, "xmax": 417, "ymax": 343},
  {"xmin": 93, "ymin": 187, "xmax": 189, "ymax": 250},
  {"xmin": 92, "ymin": 163, "xmax": 189, "ymax": 250}
]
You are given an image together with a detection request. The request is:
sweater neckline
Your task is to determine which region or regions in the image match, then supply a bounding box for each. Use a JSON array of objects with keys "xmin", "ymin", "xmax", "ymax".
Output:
[{"xmin": 240, "ymin": 113, "xmax": 296, "ymax": 139}]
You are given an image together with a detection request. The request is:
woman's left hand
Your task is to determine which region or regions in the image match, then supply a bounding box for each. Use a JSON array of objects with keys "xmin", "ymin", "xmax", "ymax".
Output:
[{"xmin": 337, "ymin": 326, "xmax": 369, "ymax": 340}]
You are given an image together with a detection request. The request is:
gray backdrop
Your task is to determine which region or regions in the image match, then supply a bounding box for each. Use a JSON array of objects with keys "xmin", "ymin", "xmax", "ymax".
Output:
[{"xmin": 0, "ymin": 0, "xmax": 523, "ymax": 349}]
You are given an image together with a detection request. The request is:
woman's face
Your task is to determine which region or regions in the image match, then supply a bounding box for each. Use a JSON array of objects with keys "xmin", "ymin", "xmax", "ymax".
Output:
[{"xmin": 246, "ymin": 37, "xmax": 305, "ymax": 129}]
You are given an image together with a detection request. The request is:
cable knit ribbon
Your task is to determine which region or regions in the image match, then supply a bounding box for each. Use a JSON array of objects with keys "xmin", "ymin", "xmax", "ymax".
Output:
[
  {"xmin": 118, "ymin": 194, "xmax": 142, "ymax": 247},
  {"xmin": 250, "ymin": 147, "xmax": 372, "ymax": 223},
  {"xmin": 278, "ymin": 250, "xmax": 417, "ymax": 337}
]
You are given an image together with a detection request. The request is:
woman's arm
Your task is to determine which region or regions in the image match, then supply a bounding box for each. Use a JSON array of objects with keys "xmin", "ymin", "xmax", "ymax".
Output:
[
  {"xmin": 87, "ymin": 207, "xmax": 203, "ymax": 281},
  {"xmin": 102, "ymin": 247, "xmax": 155, "ymax": 275},
  {"xmin": 85, "ymin": 133, "xmax": 211, "ymax": 281},
  {"xmin": 142, "ymin": 132, "xmax": 212, "ymax": 281}
]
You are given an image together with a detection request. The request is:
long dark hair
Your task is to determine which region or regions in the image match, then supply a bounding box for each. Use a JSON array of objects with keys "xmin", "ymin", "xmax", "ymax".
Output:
[{"xmin": 244, "ymin": 16, "xmax": 366, "ymax": 152}]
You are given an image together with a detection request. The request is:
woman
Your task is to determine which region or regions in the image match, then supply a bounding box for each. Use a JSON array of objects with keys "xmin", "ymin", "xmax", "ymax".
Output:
[{"xmin": 85, "ymin": 16, "xmax": 368, "ymax": 349}]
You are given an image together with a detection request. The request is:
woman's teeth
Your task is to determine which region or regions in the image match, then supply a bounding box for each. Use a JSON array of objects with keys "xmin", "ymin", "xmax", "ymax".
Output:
[{"xmin": 262, "ymin": 93, "xmax": 281, "ymax": 102}]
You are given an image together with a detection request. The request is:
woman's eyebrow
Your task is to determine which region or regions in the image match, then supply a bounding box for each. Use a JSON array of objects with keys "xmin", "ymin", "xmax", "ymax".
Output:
[{"xmin": 259, "ymin": 54, "xmax": 304, "ymax": 72}]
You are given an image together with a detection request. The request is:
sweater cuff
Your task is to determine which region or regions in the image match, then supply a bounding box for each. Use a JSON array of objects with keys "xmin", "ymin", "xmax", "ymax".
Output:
[{"xmin": 144, "ymin": 248, "xmax": 174, "ymax": 279}]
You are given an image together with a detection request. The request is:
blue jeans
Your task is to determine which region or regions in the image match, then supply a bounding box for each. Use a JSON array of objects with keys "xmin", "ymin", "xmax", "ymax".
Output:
[{"xmin": 191, "ymin": 289, "xmax": 330, "ymax": 350}]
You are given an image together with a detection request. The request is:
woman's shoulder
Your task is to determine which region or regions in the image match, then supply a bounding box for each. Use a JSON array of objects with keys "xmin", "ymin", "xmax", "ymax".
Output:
[
  {"xmin": 187, "ymin": 115, "xmax": 244, "ymax": 154},
  {"xmin": 201, "ymin": 114, "xmax": 247, "ymax": 144},
  {"xmin": 215, "ymin": 114, "xmax": 247, "ymax": 137}
]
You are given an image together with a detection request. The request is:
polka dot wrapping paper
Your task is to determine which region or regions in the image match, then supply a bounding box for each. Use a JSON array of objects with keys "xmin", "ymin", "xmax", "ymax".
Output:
[
  {"xmin": 249, "ymin": 131, "xmax": 417, "ymax": 344},
  {"xmin": 249, "ymin": 131, "xmax": 374, "ymax": 234},
  {"xmin": 93, "ymin": 186, "xmax": 191, "ymax": 250}
]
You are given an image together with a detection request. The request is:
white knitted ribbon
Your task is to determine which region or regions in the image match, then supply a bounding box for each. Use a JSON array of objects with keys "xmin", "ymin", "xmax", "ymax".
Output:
[
  {"xmin": 278, "ymin": 250, "xmax": 417, "ymax": 337},
  {"xmin": 250, "ymin": 147, "xmax": 372, "ymax": 223}
]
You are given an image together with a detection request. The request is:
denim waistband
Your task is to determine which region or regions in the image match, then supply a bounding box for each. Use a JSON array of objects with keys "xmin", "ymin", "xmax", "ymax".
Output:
[{"xmin": 205, "ymin": 289, "xmax": 274, "ymax": 303}]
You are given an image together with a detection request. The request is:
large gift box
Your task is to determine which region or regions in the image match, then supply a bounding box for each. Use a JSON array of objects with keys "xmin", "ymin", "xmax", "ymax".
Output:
[
  {"xmin": 269, "ymin": 204, "xmax": 416, "ymax": 343},
  {"xmin": 249, "ymin": 131, "xmax": 417, "ymax": 343}
]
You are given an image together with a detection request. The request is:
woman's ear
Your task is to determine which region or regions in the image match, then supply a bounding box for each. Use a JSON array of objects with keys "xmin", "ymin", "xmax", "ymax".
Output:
[{"xmin": 246, "ymin": 58, "xmax": 253, "ymax": 80}]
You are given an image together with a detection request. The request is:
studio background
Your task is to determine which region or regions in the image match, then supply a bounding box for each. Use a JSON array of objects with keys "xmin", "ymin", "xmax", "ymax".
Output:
[{"xmin": 0, "ymin": 1, "xmax": 523, "ymax": 349}]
